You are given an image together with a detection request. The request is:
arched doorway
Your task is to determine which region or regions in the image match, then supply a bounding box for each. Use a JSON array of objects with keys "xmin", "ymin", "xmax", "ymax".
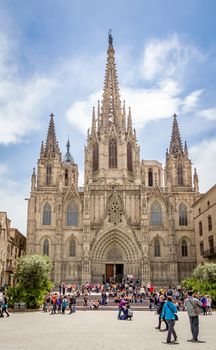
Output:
[
  {"xmin": 90, "ymin": 229, "xmax": 142, "ymax": 283},
  {"xmin": 106, "ymin": 244, "xmax": 124, "ymax": 282}
]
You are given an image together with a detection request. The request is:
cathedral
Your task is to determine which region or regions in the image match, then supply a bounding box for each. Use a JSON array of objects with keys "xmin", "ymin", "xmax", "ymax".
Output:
[{"xmin": 26, "ymin": 34, "xmax": 199, "ymax": 286}]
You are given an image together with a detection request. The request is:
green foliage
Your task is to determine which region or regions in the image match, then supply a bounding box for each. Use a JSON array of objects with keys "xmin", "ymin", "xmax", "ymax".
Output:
[
  {"xmin": 182, "ymin": 263, "xmax": 216, "ymax": 301},
  {"xmin": 10, "ymin": 254, "xmax": 53, "ymax": 308}
]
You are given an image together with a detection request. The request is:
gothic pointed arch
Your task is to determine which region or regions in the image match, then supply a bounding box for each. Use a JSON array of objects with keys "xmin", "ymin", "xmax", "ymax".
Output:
[
  {"xmin": 127, "ymin": 142, "xmax": 133, "ymax": 172},
  {"xmin": 66, "ymin": 201, "xmax": 78, "ymax": 226},
  {"xmin": 43, "ymin": 202, "xmax": 51, "ymax": 225},
  {"xmin": 109, "ymin": 138, "xmax": 117, "ymax": 168},
  {"xmin": 179, "ymin": 202, "xmax": 188, "ymax": 226},
  {"xmin": 150, "ymin": 200, "xmax": 162, "ymax": 226},
  {"xmin": 177, "ymin": 163, "xmax": 183, "ymax": 185},
  {"xmin": 92, "ymin": 142, "xmax": 99, "ymax": 172},
  {"xmin": 91, "ymin": 228, "xmax": 141, "ymax": 262},
  {"xmin": 43, "ymin": 239, "xmax": 49, "ymax": 256}
]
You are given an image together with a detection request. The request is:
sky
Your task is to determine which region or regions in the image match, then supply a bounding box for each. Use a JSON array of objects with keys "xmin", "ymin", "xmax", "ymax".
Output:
[{"xmin": 0, "ymin": 0, "xmax": 216, "ymax": 234}]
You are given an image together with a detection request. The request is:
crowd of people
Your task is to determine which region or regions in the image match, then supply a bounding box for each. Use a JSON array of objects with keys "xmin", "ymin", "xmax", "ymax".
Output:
[{"xmin": 0, "ymin": 279, "xmax": 213, "ymax": 344}]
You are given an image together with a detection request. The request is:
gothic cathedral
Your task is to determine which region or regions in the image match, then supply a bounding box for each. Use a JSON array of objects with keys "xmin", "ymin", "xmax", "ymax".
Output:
[{"xmin": 27, "ymin": 34, "xmax": 199, "ymax": 286}]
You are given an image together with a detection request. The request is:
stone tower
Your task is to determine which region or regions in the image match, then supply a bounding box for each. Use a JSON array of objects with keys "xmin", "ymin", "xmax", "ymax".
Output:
[{"xmin": 27, "ymin": 34, "xmax": 198, "ymax": 286}]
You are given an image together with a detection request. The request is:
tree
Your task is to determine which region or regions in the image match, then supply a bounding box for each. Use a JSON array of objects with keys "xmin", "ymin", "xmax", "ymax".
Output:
[
  {"xmin": 182, "ymin": 263, "xmax": 216, "ymax": 302},
  {"xmin": 8, "ymin": 254, "xmax": 52, "ymax": 308}
]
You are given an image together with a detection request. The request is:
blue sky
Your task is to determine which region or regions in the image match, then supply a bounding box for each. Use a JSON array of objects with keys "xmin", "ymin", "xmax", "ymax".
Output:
[{"xmin": 0, "ymin": 0, "xmax": 216, "ymax": 233}]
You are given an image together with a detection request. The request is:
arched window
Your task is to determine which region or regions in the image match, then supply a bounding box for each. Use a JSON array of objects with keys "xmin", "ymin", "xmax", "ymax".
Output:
[
  {"xmin": 177, "ymin": 163, "xmax": 183, "ymax": 186},
  {"xmin": 109, "ymin": 138, "xmax": 117, "ymax": 168},
  {"xmin": 43, "ymin": 239, "xmax": 49, "ymax": 256},
  {"xmin": 151, "ymin": 201, "xmax": 162, "ymax": 226},
  {"xmin": 69, "ymin": 239, "xmax": 76, "ymax": 257},
  {"xmin": 179, "ymin": 203, "xmax": 188, "ymax": 226},
  {"xmin": 46, "ymin": 164, "xmax": 52, "ymax": 185},
  {"xmin": 92, "ymin": 142, "xmax": 99, "ymax": 172},
  {"xmin": 43, "ymin": 202, "xmax": 51, "ymax": 225},
  {"xmin": 181, "ymin": 239, "xmax": 188, "ymax": 257},
  {"xmin": 148, "ymin": 168, "xmax": 153, "ymax": 187},
  {"xmin": 127, "ymin": 142, "xmax": 133, "ymax": 172},
  {"xmin": 67, "ymin": 202, "xmax": 78, "ymax": 226},
  {"xmin": 154, "ymin": 239, "xmax": 161, "ymax": 257},
  {"xmin": 65, "ymin": 169, "xmax": 69, "ymax": 186}
]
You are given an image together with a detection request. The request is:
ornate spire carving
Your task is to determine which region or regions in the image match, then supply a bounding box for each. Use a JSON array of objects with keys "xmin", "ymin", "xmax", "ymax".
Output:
[
  {"xmin": 64, "ymin": 139, "xmax": 74, "ymax": 164},
  {"xmin": 169, "ymin": 113, "xmax": 183, "ymax": 157},
  {"xmin": 100, "ymin": 31, "xmax": 123, "ymax": 129},
  {"xmin": 44, "ymin": 113, "xmax": 61, "ymax": 158}
]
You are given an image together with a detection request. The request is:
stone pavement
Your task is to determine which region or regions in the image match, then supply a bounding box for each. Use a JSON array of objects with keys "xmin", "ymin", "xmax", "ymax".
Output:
[{"xmin": 0, "ymin": 310, "xmax": 215, "ymax": 350}]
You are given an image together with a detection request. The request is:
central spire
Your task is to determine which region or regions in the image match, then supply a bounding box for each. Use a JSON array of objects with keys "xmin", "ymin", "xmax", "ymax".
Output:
[
  {"xmin": 169, "ymin": 113, "xmax": 183, "ymax": 156},
  {"xmin": 100, "ymin": 31, "xmax": 123, "ymax": 129}
]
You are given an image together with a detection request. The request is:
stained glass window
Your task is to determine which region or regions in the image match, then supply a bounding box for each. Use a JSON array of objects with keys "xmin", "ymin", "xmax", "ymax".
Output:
[
  {"xmin": 43, "ymin": 239, "xmax": 49, "ymax": 256},
  {"xmin": 127, "ymin": 142, "xmax": 133, "ymax": 172},
  {"xmin": 148, "ymin": 168, "xmax": 153, "ymax": 187},
  {"xmin": 151, "ymin": 201, "xmax": 162, "ymax": 226},
  {"xmin": 43, "ymin": 202, "xmax": 51, "ymax": 225},
  {"xmin": 109, "ymin": 139, "xmax": 117, "ymax": 168},
  {"xmin": 67, "ymin": 202, "xmax": 78, "ymax": 226},
  {"xmin": 179, "ymin": 203, "xmax": 188, "ymax": 226},
  {"xmin": 181, "ymin": 239, "xmax": 188, "ymax": 257},
  {"xmin": 154, "ymin": 239, "xmax": 161, "ymax": 257},
  {"xmin": 69, "ymin": 239, "xmax": 76, "ymax": 256},
  {"xmin": 92, "ymin": 142, "xmax": 99, "ymax": 172}
]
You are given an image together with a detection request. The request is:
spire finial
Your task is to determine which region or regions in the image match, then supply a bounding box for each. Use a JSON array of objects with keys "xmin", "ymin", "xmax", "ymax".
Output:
[
  {"xmin": 64, "ymin": 138, "xmax": 74, "ymax": 164},
  {"xmin": 108, "ymin": 29, "xmax": 113, "ymax": 45}
]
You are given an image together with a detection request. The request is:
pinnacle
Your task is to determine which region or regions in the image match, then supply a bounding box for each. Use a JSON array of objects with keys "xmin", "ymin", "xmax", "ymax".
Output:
[
  {"xmin": 64, "ymin": 139, "xmax": 74, "ymax": 164},
  {"xmin": 169, "ymin": 113, "xmax": 183, "ymax": 157},
  {"xmin": 43, "ymin": 113, "xmax": 60, "ymax": 158}
]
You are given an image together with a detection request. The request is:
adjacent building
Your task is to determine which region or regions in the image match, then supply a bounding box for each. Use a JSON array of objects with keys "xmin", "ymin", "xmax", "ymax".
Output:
[
  {"xmin": 27, "ymin": 34, "xmax": 199, "ymax": 286},
  {"xmin": 193, "ymin": 185, "xmax": 216, "ymax": 264},
  {"xmin": 0, "ymin": 212, "xmax": 26, "ymax": 286}
]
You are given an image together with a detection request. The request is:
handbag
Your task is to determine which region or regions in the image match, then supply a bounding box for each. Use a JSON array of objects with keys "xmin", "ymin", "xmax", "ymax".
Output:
[{"xmin": 167, "ymin": 303, "xmax": 178, "ymax": 321}]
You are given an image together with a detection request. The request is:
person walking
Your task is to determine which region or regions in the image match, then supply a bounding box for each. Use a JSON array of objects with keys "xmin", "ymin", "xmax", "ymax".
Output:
[
  {"xmin": 161, "ymin": 296, "xmax": 178, "ymax": 344},
  {"xmin": 184, "ymin": 291, "xmax": 203, "ymax": 342},
  {"xmin": 1, "ymin": 293, "xmax": 10, "ymax": 317},
  {"xmin": 155, "ymin": 295, "xmax": 168, "ymax": 331}
]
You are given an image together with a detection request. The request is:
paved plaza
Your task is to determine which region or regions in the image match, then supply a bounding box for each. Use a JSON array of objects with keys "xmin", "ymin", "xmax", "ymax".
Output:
[{"xmin": 1, "ymin": 311, "xmax": 215, "ymax": 350}]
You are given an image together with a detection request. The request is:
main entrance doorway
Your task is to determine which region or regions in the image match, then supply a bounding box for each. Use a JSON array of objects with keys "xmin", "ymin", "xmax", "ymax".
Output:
[{"xmin": 105, "ymin": 263, "xmax": 124, "ymax": 282}]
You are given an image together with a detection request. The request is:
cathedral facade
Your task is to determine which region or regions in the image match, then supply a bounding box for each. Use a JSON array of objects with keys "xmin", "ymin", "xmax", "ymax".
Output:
[{"xmin": 26, "ymin": 34, "xmax": 199, "ymax": 286}]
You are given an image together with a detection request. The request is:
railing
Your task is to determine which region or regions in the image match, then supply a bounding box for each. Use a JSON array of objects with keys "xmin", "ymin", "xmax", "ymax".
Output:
[{"xmin": 203, "ymin": 247, "xmax": 216, "ymax": 258}]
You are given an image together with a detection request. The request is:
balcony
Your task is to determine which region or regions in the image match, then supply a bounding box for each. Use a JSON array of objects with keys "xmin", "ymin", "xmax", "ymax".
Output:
[{"xmin": 203, "ymin": 247, "xmax": 216, "ymax": 259}]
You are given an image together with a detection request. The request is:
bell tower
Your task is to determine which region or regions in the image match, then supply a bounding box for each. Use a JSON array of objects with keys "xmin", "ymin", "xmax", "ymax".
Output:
[{"xmin": 165, "ymin": 113, "xmax": 193, "ymax": 190}]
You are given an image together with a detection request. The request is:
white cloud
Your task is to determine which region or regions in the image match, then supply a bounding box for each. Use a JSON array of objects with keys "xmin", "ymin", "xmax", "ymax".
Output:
[
  {"xmin": 190, "ymin": 139, "xmax": 216, "ymax": 192},
  {"xmin": 140, "ymin": 35, "xmax": 204, "ymax": 82},
  {"xmin": 0, "ymin": 164, "xmax": 28, "ymax": 234},
  {"xmin": 0, "ymin": 31, "xmax": 56, "ymax": 145},
  {"xmin": 198, "ymin": 108, "xmax": 216, "ymax": 120},
  {"xmin": 182, "ymin": 89, "xmax": 203, "ymax": 113}
]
